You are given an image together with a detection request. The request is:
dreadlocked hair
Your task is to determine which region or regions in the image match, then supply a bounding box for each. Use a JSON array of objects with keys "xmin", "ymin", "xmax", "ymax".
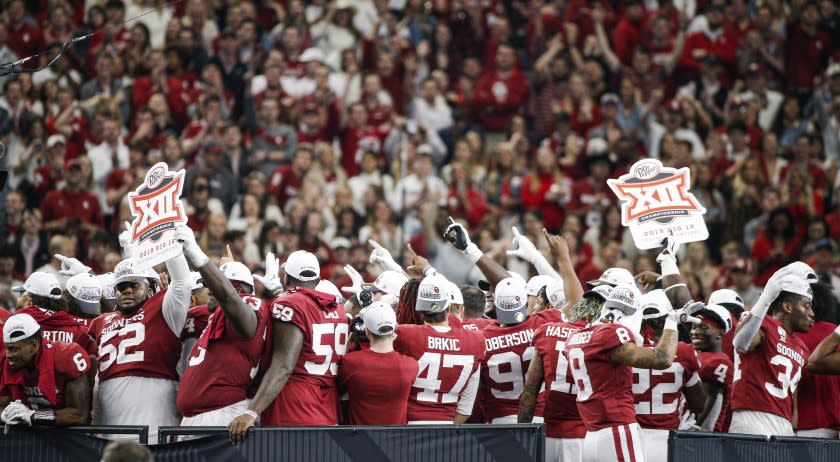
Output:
[
  {"xmin": 569, "ymin": 296, "xmax": 606, "ymax": 322},
  {"xmin": 396, "ymin": 279, "xmax": 424, "ymax": 325}
]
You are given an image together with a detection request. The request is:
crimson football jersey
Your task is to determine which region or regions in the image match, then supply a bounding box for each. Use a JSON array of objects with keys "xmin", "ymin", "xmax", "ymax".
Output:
[
  {"xmin": 177, "ymin": 294, "xmax": 271, "ymax": 417},
  {"xmin": 632, "ymin": 342, "xmax": 701, "ymax": 429},
  {"xmin": 0, "ymin": 341, "xmax": 89, "ymax": 410},
  {"xmin": 181, "ymin": 305, "xmax": 212, "ymax": 340},
  {"xmin": 16, "ymin": 306, "xmax": 92, "ymax": 353},
  {"xmin": 87, "ymin": 290, "xmax": 182, "ymax": 382},
  {"xmin": 461, "ymin": 317, "xmax": 498, "ymax": 331},
  {"xmin": 697, "ymin": 351, "xmax": 733, "ymax": 432},
  {"xmin": 394, "ymin": 324, "xmax": 486, "ymax": 422},
  {"xmin": 262, "ymin": 288, "xmax": 348, "ymax": 426},
  {"xmin": 338, "ymin": 349, "xmax": 419, "ymax": 425},
  {"xmin": 480, "ymin": 309, "xmax": 563, "ymax": 421},
  {"xmin": 564, "ymin": 323, "xmax": 641, "ymax": 431},
  {"xmin": 731, "ymin": 316, "xmax": 809, "ymax": 422},
  {"xmin": 532, "ymin": 320, "xmax": 587, "ymax": 438}
]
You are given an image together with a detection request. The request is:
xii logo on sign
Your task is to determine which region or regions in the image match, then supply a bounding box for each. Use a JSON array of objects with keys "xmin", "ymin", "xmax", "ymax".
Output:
[
  {"xmin": 608, "ymin": 160, "xmax": 705, "ymax": 225},
  {"xmin": 128, "ymin": 163, "xmax": 186, "ymax": 242}
]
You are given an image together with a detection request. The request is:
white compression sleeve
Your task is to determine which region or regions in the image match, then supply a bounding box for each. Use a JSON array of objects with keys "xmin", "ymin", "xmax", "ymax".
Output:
[{"xmin": 162, "ymin": 254, "xmax": 191, "ymax": 336}]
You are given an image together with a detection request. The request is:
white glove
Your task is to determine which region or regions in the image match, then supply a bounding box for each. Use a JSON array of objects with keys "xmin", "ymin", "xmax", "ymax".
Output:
[
  {"xmin": 1, "ymin": 401, "xmax": 32, "ymax": 426},
  {"xmin": 678, "ymin": 410, "xmax": 701, "ymax": 431},
  {"xmin": 667, "ymin": 300, "xmax": 704, "ymax": 326},
  {"xmin": 119, "ymin": 221, "xmax": 135, "ymax": 258},
  {"xmin": 174, "ymin": 223, "xmax": 209, "ymax": 267},
  {"xmin": 253, "ymin": 252, "xmax": 283, "ymax": 293},
  {"xmin": 657, "ymin": 236, "xmax": 680, "ymax": 277},
  {"xmin": 341, "ymin": 265, "xmax": 364, "ymax": 294},
  {"xmin": 369, "ymin": 239, "xmax": 403, "ymax": 273},
  {"xmin": 506, "ymin": 226, "xmax": 540, "ymax": 264},
  {"xmin": 55, "ymin": 254, "xmax": 92, "ymax": 276}
]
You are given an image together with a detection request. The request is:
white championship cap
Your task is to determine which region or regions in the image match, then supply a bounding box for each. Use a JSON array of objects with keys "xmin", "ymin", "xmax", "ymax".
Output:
[
  {"xmin": 445, "ymin": 280, "xmax": 463, "ymax": 305},
  {"xmin": 782, "ymin": 261, "xmax": 818, "ymax": 284},
  {"xmin": 363, "ymin": 301, "xmax": 397, "ymax": 336},
  {"xmin": 316, "ymin": 279, "xmax": 344, "ymax": 304},
  {"xmin": 526, "ymin": 275, "xmax": 555, "ymax": 297},
  {"xmin": 494, "ymin": 277, "xmax": 528, "ymax": 324},
  {"xmin": 188, "ymin": 272, "xmax": 205, "ymax": 291},
  {"xmin": 778, "ymin": 274, "xmax": 814, "ymax": 300},
  {"xmin": 283, "ymin": 250, "xmax": 320, "ymax": 282},
  {"xmin": 587, "ymin": 267, "xmax": 635, "ymax": 289},
  {"xmin": 373, "ymin": 270, "xmax": 408, "ymax": 297},
  {"xmin": 639, "ymin": 289, "xmax": 670, "ymax": 319},
  {"xmin": 3, "ymin": 313, "xmax": 41, "ymax": 344},
  {"xmin": 544, "ymin": 278, "xmax": 566, "ymax": 309},
  {"xmin": 11, "ymin": 272, "xmax": 63, "ymax": 299},
  {"xmin": 416, "ymin": 274, "xmax": 451, "ymax": 313},
  {"xmin": 603, "ymin": 283, "xmax": 642, "ymax": 315},
  {"xmin": 221, "ymin": 261, "xmax": 255, "ymax": 288},
  {"xmin": 113, "ymin": 259, "xmax": 149, "ymax": 286},
  {"xmin": 697, "ymin": 304, "xmax": 734, "ymax": 334},
  {"xmin": 708, "ymin": 289, "xmax": 744, "ymax": 311},
  {"xmin": 96, "ymin": 273, "xmax": 117, "ymax": 300},
  {"xmin": 66, "ymin": 273, "xmax": 103, "ymax": 315}
]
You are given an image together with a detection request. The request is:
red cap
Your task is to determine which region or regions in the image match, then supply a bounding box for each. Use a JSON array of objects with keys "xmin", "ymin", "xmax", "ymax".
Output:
[{"xmin": 729, "ymin": 258, "xmax": 751, "ymax": 272}]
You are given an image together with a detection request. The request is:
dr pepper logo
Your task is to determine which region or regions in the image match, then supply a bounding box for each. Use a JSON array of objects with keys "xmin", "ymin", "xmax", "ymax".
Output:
[
  {"xmin": 128, "ymin": 163, "xmax": 186, "ymax": 243},
  {"xmin": 607, "ymin": 159, "xmax": 705, "ymax": 225}
]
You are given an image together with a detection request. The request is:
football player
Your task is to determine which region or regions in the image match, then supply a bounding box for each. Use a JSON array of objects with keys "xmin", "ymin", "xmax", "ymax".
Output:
[
  {"xmin": 13, "ymin": 272, "xmax": 92, "ymax": 352},
  {"xmin": 691, "ymin": 304, "xmax": 734, "ymax": 432}
]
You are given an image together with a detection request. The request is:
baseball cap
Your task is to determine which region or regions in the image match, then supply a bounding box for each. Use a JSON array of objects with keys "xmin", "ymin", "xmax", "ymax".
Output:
[
  {"xmin": 330, "ymin": 237, "xmax": 352, "ymax": 251},
  {"xmin": 603, "ymin": 283, "xmax": 642, "ymax": 315},
  {"xmin": 221, "ymin": 261, "xmax": 255, "ymax": 288},
  {"xmin": 729, "ymin": 258, "xmax": 751, "ymax": 273},
  {"xmin": 640, "ymin": 289, "xmax": 671, "ymax": 319},
  {"xmin": 188, "ymin": 271, "xmax": 204, "ymax": 291},
  {"xmin": 778, "ymin": 274, "xmax": 813, "ymax": 300},
  {"xmin": 826, "ymin": 62, "xmax": 840, "ymax": 78},
  {"xmin": 363, "ymin": 301, "xmax": 397, "ymax": 336},
  {"xmin": 507, "ymin": 271, "xmax": 527, "ymax": 286},
  {"xmin": 544, "ymin": 278, "xmax": 566, "ymax": 309},
  {"xmin": 66, "ymin": 273, "xmax": 103, "ymax": 315},
  {"xmin": 708, "ymin": 289, "xmax": 744, "ymax": 311},
  {"xmin": 494, "ymin": 277, "xmax": 528, "ymax": 324},
  {"xmin": 782, "ymin": 261, "xmax": 818, "ymax": 283},
  {"xmin": 697, "ymin": 303, "xmax": 733, "ymax": 334},
  {"xmin": 587, "ymin": 267, "xmax": 635, "ymax": 289},
  {"xmin": 600, "ymin": 93, "xmax": 620, "ymax": 106},
  {"xmin": 113, "ymin": 259, "xmax": 148, "ymax": 286},
  {"xmin": 299, "ymin": 47, "xmax": 324, "ymax": 63},
  {"xmin": 283, "ymin": 250, "xmax": 320, "ymax": 282},
  {"xmin": 416, "ymin": 274, "xmax": 451, "ymax": 313},
  {"xmin": 96, "ymin": 273, "xmax": 117, "ymax": 300},
  {"xmin": 445, "ymin": 280, "xmax": 463, "ymax": 305},
  {"xmin": 11, "ymin": 272, "xmax": 63, "ymax": 299},
  {"xmin": 526, "ymin": 275, "xmax": 555, "ymax": 297},
  {"xmin": 583, "ymin": 284, "xmax": 613, "ymax": 301},
  {"xmin": 373, "ymin": 271, "xmax": 408, "ymax": 297},
  {"xmin": 47, "ymin": 134, "xmax": 66, "ymax": 148},
  {"xmin": 586, "ymin": 138, "xmax": 609, "ymax": 157},
  {"xmin": 3, "ymin": 314, "xmax": 41, "ymax": 344},
  {"xmin": 316, "ymin": 279, "xmax": 345, "ymax": 305}
]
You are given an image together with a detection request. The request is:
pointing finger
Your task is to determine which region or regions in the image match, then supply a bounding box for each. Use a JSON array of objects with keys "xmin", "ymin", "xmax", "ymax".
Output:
[{"xmin": 511, "ymin": 226, "xmax": 521, "ymax": 237}]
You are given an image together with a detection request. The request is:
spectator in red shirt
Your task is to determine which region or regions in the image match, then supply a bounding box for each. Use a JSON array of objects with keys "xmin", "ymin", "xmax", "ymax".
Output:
[
  {"xmin": 785, "ymin": 1, "xmax": 830, "ymax": 93},
  {"xmin": 446, "ymin": 161, "xmax": 489, "ymax": 229},
  {"xmin": 268, "ymin": 146, "xmax": 313, "ymax": 210},
  {"xmin": 473, "ymin": 44, "xmax": 529, "ymax": 136},
  {"xmin": 4, "ymin": 0, "xmax": 43, "ymax": 58},
  {"xmin": 612, "ymin": 0, "xmax": 645, "ymax": 65},
  {"xmin": 520, "ymin": 146, "xmax": 571, "ymax": 233},
  {"xmin": 567, "ymin": 139, "xmax": 616, "ymax": 219},
  {"xmin": 39, "ymin": 157, "xmax": 103, "ymax": 236},
  {"xmin": 185, "ymin": 174, "xmax": 213, "ymax": 235},
  {"xmin": 679, "ymin": 1, "xmax": 738, "ymax": 76},
  {"xmin": 750, "ymin": 207, "xmax": 802, "ymax": 285}
]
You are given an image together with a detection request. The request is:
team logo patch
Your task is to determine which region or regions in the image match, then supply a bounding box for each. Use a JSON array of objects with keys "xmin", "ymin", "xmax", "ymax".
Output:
[
  {"xmin": 607, "ymin": 159, "xmax": 709, "ymax": 250},
  {"xmin": 129, "ymin": 163, "xmax": 186, "ymax": 243}
]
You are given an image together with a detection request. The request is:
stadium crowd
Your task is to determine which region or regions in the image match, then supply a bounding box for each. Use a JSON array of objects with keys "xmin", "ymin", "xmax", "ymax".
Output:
[{"xmin": 0, "ymin": 0, "xmax": 840, "ymax": 461}]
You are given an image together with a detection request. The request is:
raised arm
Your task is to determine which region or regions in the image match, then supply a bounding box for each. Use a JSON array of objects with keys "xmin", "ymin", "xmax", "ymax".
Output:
[
  {"xmin": 807, "ymin": 326, "xmax": 840, "ymax": 374},
  {"xmin": 732, "ymin": 272, "xmax": 793, "ymax": 353},
  {"xmin": 454, "ymin": 368, "xmax": 481, "ymax": 424},
  {"xmin": 518, "ymin": 354, "xmax": 544, "ymax": 423},
  {"xmin": 611, "ymin": 303, "xmax": 703, "ymax": 369},
  {"xmin": 696, "ymin": 380, "xmax": 726, "ymax": 431},
  {"xmin": 177, "ymin": 228, "xmax": 257, "ymax": 337},
  {"xmin": 544, "ymin": 230, "xmax": 584, "ymax": 311},
  {"xmin": 444, "ymin": 217, "xmax": 509, "ymax": 286},
  {"xmin": 506, "ymin": 227, "xmax": 562, "ymax": 280},
  {"xmin": 228, "ymin": 322, "xmax": 303, "ymax": 443}
]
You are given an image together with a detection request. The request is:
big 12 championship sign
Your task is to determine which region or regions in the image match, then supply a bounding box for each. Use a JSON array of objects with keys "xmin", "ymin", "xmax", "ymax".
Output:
[
  {"xmin": 127, "ymin": 162, "xmax": 187, "ymax": 271},
  {"xmin": 607, "ymin": 159, "xmax": 708, "ymax": 250}
]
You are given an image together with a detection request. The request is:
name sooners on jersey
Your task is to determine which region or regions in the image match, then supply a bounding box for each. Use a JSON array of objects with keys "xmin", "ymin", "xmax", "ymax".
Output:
[
  {"xmin": 632, "ymin": 342, "xmax": 700, "ymax": 429},
  {"xmin": 697, "ymin": 351, "xmax": 733, "ymax": 432},
  {"xmin": 177, "ymin": 295, "xmax": 271, "ymax": 417},
  {"xmin": 731, "ymin": 316, "xmax": 809, "ymax": 421},
  {"xmin": 531, "ymin": 320, "xmax": 587, "ymax": 438},
  {"xmin": 87, "ymin": 290, "xmax": 181, "ymax": 382},
  {"xmin": 564, "ymin": 323, "xmax": 641, "ymax": 431},
  {"xmin": 394, "ymin": 325, "xmax": 486, "ymax": 422},
  {"xmin": 480, "ymin": 309, "xmax": 563, "ymax": 421}
]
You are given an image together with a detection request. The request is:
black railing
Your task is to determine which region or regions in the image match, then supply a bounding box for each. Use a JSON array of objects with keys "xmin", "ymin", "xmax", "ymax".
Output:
[{"xmin": 65, "ymin": 424, "xmax": 149, "ymax": 444}]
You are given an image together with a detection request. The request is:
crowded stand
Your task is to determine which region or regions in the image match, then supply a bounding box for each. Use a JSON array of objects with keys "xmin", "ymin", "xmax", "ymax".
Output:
[{"xmin": 1, "ymin": 0, "xmax": 840, "ymax": 461}]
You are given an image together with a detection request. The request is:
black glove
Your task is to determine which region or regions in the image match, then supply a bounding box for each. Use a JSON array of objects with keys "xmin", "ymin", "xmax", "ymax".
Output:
[{"xmin": 443, "ymin": 216, "xmax": 472, "ymax": 251}]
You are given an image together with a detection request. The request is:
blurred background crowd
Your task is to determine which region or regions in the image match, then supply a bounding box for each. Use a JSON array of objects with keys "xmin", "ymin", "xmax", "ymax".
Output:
[{"xmin": 0, "ymin": 0, "xmax": 838, "ymax": 310}]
